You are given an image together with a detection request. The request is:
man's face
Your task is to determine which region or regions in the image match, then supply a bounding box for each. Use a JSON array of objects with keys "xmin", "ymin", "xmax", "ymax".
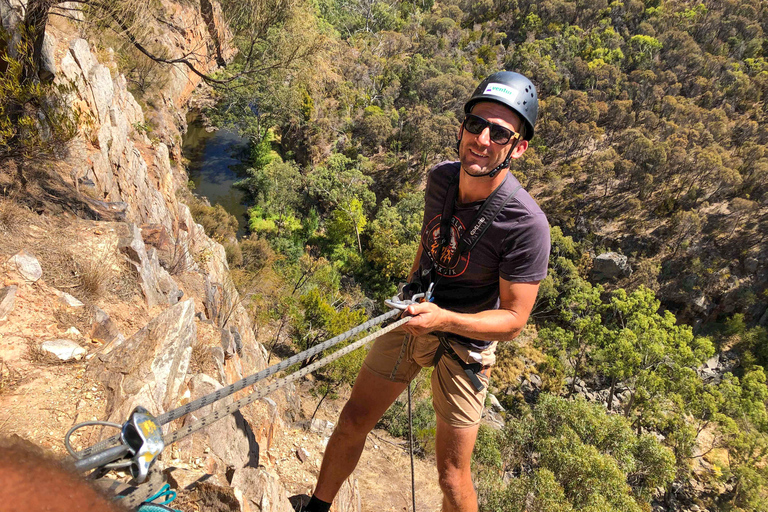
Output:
[{"xmin": 458, "ymin": 101, "xmax": 527, "ymax": 177}]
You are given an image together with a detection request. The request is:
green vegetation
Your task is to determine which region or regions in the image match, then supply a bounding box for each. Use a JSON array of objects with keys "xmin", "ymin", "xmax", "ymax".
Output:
[
  {"xmin": 3, "ymin": 0, "xmax": 766, "ymax": 509},
  {"xmin": 189, "ymin": 0, "xmax": 767, "ymax": 508}
]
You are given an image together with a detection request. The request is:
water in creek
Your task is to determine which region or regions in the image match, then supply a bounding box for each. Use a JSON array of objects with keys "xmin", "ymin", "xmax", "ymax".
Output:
[{"xmin": 182, "ymin": 114, "xmax": 251, "ymax": 238}]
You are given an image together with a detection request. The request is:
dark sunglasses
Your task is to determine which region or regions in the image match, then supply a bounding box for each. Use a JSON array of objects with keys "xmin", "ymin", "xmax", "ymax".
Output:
[{"xmin": 463, "ymin": 114, "xmax": 520, "ymax": 145}]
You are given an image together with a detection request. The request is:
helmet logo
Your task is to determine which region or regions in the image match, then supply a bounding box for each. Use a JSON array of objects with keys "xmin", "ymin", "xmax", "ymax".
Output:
[{"xmin": 483, "ymin": 83, "xmax": 519, "ymax": 103}]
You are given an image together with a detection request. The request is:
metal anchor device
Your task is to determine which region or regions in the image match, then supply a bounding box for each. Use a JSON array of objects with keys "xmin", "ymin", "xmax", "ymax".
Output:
[{"xmin": 68, "ymin": 406, "xmax": 164, "ymax": 483}]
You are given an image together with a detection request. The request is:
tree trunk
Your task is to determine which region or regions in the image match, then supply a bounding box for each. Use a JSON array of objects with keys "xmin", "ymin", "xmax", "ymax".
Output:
[{"xmin": 607, "ymin": 375, "xmax": 616, "ymax": 411}]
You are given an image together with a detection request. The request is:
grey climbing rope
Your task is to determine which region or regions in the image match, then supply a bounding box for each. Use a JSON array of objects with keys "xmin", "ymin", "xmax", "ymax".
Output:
[
  {"xmin": 75, "ymin": 308, "xmax": 402, "ymax": 460},
  {"xmin": 163, "ymin": 316, "xmax": 409, "ymax": 445}
]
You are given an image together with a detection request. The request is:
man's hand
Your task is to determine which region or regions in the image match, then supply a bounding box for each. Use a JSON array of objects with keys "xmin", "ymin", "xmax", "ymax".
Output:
[
  {"xmin": 403, "ymin": 302, "xmax": 449, "ymax": 337},
  {"xmin": 400, "ymin": 279, "xmax": 541, "ymax": 341}
]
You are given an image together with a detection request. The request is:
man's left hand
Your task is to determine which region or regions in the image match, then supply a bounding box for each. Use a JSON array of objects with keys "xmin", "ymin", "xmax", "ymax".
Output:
[{"xmin": 403, "ymin": 302, "xmax": 449, "ymax": 337}]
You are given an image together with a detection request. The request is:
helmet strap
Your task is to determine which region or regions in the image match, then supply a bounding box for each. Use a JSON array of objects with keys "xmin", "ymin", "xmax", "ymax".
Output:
[{"xmin": 460, "ymin": 140, "xmax": 518, "ymax": 178}]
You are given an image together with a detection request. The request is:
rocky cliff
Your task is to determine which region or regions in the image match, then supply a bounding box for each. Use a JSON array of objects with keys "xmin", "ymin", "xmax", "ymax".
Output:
[{"xmin": 0, "ymin": 2, "xmax": 360, "ymax": 510}]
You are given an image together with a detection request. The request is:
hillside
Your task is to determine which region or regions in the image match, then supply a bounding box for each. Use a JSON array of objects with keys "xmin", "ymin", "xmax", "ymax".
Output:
[{"xmin": 2, "ymin": 0, "xmax": 768, "ymax": 511}]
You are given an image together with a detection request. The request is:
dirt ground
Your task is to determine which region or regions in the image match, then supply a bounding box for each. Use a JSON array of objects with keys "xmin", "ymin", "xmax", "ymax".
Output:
[
  {"xmin": 0, "ymin": 265, "xmax": 443, "ymax": 512},
  {"xmin": 267, "ymin": 380, "xmax": 444, "ymax": 512}
]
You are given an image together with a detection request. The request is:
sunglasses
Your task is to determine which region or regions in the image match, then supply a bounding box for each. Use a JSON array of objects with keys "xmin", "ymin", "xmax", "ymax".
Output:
[{"xmin": 463, "ymin": 114, "xmax": 520, "ymax": 145}]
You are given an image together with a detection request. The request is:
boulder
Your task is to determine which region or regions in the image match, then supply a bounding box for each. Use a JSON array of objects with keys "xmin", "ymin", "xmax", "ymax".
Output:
[
  {"xmin": 0, "ymin": 285, "xmax": 17, "ymax": 321},
  {"xmin": 230, "ymin": 467, "xmax": 293, "ymax": 512},
  {"xmin": 592, "ymin": 252, "xmax": 631, "ymax": 281},
  {"xmin": 10, "ymin": 249, "xmax": 42, "ymax": 282},
  {"xmin": 90, "ymin": 306, "xmax": 121, "ymax": 345},
  {"xmin": 487, "ymin": 392, "xmax": 505, "ymax": 413},
  {"xmin": 309, "ymin": 418, "xmax": 335, "ymax": 437},
  {"xmin": 118, "ymin": 223, "xmax": 181, "ymax": 307},
  {"xmin": 691, "ymin": 294, "xmax": 711, "ymax": 314},
  {"xmin": 192, "ymin": 482, "xmax": 243, "ymax": 512},
  {"xmin": 88, "ymin": 299, "xmax": 196, "ymax": 422},
  {"xmin": 481, "ymin": 408, "xmax": 505, "ymax": 430},
  {"xmin": 53, "ymin": 288, "xmax": 84, "ymax": 308},
  {"xmin": 164, "ymin": 466, "xmax": 227, "ymax": 491},
  {"xmin": 41, "ymin": 339, "xmax": 86, "ymax": 361},
  {"xmin": 178, "ymin": 373, "xmax": 259, "ymax": 472}
]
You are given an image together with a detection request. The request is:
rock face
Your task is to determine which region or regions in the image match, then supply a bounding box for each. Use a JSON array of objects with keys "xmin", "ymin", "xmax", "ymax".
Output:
[
  {"xmin": 230, "ymin": 467, "xmax": 294, "ymax": 512},
  {"xmin": 89, "ymin": 299, "xmax": 196, "ymax": 422},
  {"xmin": 592, "ymin": 252, "xmax": 632, "ymax": 281},
  {"xmin": 179, "ymin": 374, "xmax": 260, "ymax": 473},
  {"xmin": 118, "ymin": 223, "xmax": 182, "ymax": 307}
]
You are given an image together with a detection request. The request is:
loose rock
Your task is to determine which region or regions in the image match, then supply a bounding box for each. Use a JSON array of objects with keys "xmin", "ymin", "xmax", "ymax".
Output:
[
  {"xmin": 592, "ymin": 252, "xmax": 631, "ymax": 281},
  {"xmin": 41, "ymin": 339, "xmax": 87, "ymax": 361},
  {"xmin": 0, "ymin": 285, "xmax": 17, "ymax": 321},
  {"xmin": 10, "ymin": 249, "xmax": 43, "ymax": 282}
]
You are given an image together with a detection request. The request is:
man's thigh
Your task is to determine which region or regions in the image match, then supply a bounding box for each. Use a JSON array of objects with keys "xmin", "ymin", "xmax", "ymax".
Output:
[
  {"xmin": 431, "ymin": 348, "xmax": 492, "ymax": 428},
  {"xmin": 341, "ymin": 365, "xmax": 409, "ymax": 432}
]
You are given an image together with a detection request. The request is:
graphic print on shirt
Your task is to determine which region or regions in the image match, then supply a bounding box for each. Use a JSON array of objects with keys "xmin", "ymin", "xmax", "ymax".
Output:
[{"xmin": 423, "ymin": 214, "xmax": 470, "ymax": 277}]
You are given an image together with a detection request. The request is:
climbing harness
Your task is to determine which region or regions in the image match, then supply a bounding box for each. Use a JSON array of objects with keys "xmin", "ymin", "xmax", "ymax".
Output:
[
  {"xmin": 433, "ymin": 335, "xmax": 488, "ymax": 392},
  {"xmin": 65, "ymin": 307, "xmax": 410, "ymax": 507},
  {"xmin": 414, "ymin": 168, "xmax": 521, "ymax": 387}
]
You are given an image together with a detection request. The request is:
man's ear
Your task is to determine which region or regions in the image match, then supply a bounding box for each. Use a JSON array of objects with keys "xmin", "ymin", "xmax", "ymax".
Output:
[{"xmin": 510, "ymin": 139, "xmax": 528, "ymax": 159}]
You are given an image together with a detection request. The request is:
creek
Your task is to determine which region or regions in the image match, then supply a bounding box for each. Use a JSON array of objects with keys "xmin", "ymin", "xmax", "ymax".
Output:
[{"xmin": 182, "ymin": 114, "xmax": 251, "ymax": 238}]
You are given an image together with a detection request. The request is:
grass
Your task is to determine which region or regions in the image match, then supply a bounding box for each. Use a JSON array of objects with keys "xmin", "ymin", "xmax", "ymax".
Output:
[
  {"xmin": 0, "ymin": 199, "xmax": 29, "ymax": 235},
  {"xmin": 0, "ymin": 358, "xmax": 22, "ymax": 394}
]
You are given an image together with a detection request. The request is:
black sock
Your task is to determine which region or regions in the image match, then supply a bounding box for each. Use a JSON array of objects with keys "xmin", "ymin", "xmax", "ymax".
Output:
[{"xmin": 303, "ymin": 495, "xmax": 332, "ymax": 512}]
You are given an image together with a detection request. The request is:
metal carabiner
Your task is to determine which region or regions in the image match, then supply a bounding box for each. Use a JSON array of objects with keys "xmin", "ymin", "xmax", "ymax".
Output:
[
  {"xmin": 384, "ymin": 283, "xmax": 435, "ymax": 311},
  {"xmin": 384, "ymin": 292, "xmax": 425, "ymax": 310}
]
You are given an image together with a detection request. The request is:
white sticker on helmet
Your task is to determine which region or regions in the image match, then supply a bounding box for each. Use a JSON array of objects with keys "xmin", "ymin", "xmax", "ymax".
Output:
[{"xmin": 483, "ymin": 83, "xmax": 519, "ymax": 103}]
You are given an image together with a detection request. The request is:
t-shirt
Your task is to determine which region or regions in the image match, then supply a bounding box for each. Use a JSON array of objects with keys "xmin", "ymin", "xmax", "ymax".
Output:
[{"xmin": 418, "ymin": 161, "xmax": 551, "ymax": 350}]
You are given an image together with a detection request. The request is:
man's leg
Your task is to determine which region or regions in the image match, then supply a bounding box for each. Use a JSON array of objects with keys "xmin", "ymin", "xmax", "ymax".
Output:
[
  {"xmin": 313, "ymin": 365, "xmax": 408, "ymax": 503},
  {"xmin": 435, "ymin": 415, "xmax": 480, "ymax": 512}
]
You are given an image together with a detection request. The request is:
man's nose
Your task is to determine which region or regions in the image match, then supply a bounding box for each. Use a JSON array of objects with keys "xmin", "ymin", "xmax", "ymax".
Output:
[{"xmin": 476, "ymin": 127, "xmax": 491, "ymax": 146}]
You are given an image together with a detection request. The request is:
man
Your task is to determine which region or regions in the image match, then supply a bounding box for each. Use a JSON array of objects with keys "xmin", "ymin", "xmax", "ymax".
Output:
[{"xmin": 303, "ymin": 71, "xmax": 550, "ymax": 512}]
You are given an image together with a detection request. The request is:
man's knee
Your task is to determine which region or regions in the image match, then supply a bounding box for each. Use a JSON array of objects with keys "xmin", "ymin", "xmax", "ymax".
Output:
[
  {"xmin": 335, "ymin": 400, "xmax": 378, "ymax": 437},
  {"xmin": 438, "ymin": 463, "xmax": 471, "ymax": 496}
]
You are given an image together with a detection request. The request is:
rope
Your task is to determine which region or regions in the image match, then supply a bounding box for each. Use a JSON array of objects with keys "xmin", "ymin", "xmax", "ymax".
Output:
[
  {"xmin": 76, "ymin": 308, "xmax": 402, "ymax": 459},
  {"xmin": 407, "ymin": 380, "xmax": 417, "ymax": 512},
  {"xmin": 163, "ymin": 316, "xmax": 409, "ymax": 445}
]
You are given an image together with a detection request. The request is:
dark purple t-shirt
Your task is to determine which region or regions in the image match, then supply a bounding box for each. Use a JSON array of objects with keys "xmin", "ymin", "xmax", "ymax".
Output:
[{"xmin": 419, "ymin": 161, "xmax": 550, "ymax": 349}]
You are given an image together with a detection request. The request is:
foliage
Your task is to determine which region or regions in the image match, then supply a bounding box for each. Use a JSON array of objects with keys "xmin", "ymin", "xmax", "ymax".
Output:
[
  {"xmin": 0, "ymin": 27, "xmax": 77, "ymax": 179},
  {"xmin": 476, "ymin": 395, "xmax": 675, "ymax": 512}
]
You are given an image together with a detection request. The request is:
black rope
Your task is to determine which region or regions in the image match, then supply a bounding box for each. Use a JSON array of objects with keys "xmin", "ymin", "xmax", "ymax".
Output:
[{"xmin": 408, "ymin": 380, "xmax": 417, "ymax": 512}]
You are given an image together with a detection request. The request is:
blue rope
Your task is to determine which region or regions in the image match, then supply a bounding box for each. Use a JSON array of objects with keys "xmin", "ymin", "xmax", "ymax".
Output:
[{"xmin": 137, "ymin": 484, "xmax": 180, "ymax": 512}]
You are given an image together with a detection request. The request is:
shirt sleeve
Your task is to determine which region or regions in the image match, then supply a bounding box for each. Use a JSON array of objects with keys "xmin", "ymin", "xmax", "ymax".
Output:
[{"xmin": 499, "ymin": 212, "xmax": 551, "ymax": 282}]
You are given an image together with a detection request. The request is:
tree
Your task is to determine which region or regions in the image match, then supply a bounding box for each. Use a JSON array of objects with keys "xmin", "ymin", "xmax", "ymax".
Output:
[
  {"xmin": 477, "ymin": 395, "xmax": 675, "ymax": 512},
  {"xmin": 595, "ymin": 287, "xmax": 714, "ymax": 432},
  {"xmin": 307, "ymin": 153, "xmax": 376, "ymax": 254}
]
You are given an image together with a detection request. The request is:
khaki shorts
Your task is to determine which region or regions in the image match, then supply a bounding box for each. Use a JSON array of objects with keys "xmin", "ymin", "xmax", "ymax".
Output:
[{"xmin": 363, "ymin": 327, "xmax": 496, "ymax": 428}]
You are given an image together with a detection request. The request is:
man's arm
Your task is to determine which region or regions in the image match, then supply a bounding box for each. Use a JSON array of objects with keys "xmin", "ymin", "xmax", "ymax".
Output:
[{"xmin": 402, "ymin": 277, "xmax": 540, "ymax": 342}]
